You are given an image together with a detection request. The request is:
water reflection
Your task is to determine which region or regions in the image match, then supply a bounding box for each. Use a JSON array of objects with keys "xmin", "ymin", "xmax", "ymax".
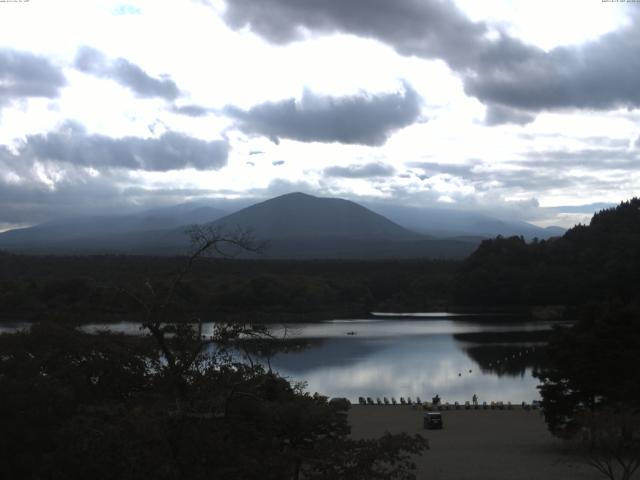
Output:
[
  {"xmin": 462, "ymin": 345, "xmax": 546, "ymax": 378},
  {"xmin": 4, "ymin": 317, "xmax": 558, "ymax": 404},
  {"xmin": 262, "ymin": 318, "xmax": 555, "ymax": 403}
]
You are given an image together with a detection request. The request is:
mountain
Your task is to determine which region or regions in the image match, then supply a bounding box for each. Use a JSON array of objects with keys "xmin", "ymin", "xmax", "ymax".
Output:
[
  {"xmin": 542, "ymin": 225, "xmax": 566, "ymax": 237},
  {"xmin": 0, "ymin": 205, "xmax": 227, "ymax": 253},
  {"xmin": 362, "ymin": 202, "xmax": 565, "ymax": 239},
  {"xmin": 211, "ymin": 192, "xmax": 419, "ymax": 240},
  {"xmin": 150, "ymin": 192, "xmax": 478, "ymax": 259},
  {"xmin": 0, "ymin": 192, "xmax": 564, "ymax": 259},
  {"xmin": 0, "ymin": 192, "xmax": 481, "ymax": 259}
]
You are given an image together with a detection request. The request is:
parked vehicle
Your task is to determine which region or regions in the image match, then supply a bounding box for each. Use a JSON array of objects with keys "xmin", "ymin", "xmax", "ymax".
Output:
[{"xmin": 424, "ymin": 412, "xmax": 443, "ymax": 429}]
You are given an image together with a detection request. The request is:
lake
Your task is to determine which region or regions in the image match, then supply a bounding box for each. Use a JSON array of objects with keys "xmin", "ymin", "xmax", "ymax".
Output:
[
  {"xmin": 256, "ymin": 316, "xmax": 555, "ymax": 404},
  {"xmin": 7, "ymin": 314, "xmax": 562, "ymax": 404}
]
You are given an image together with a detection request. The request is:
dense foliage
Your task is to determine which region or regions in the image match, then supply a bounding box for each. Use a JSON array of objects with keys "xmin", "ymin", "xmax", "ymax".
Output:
[
  {"xmin": 536, "ymin": 303, "xmax": 640, "ymax": 435},
  {"xmin": 0, "ymin": 227, "xmax": 428, "ymax": 479},
  {"xmin": 0, "ymin": 257, "xmax": 457, "ymax": 322},
  {"xmin": 454, "ymin": 198, "xmax": 640, "ymax": 307},
  {"xmin": 0, "ymin": 322, "xmax": 427, "ymax": 480}
]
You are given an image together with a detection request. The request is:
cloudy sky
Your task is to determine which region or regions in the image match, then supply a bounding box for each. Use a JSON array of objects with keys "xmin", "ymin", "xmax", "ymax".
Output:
[{"xmin": 1, "ymin": 0, "xmax": 639, "ymax": 231}]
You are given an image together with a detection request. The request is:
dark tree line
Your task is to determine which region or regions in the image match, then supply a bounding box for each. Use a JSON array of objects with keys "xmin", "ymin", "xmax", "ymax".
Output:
[
  {"xmin": 455, "ymin": 199, "xmax": 640, "ymax": 479},
  {"xmin": 0, "ymin": 256, "xmax": 457, "ymax": 322},
  {"xmin": 0, "ymin": 227, "xmax": 428, "ymax": 480},
  {"xmin": 454, "ymin": 198, "xmax": 640, "ymax": 308}
]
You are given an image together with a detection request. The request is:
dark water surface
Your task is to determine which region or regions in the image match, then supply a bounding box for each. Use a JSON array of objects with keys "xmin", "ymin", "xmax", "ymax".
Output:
[
  {"xmin": 260, "ymin": 317, "xmax": 554, "ymax": 403},
  {"xmin": 5, "ymin": 314, "xmax": 561, "ymax": 403}
]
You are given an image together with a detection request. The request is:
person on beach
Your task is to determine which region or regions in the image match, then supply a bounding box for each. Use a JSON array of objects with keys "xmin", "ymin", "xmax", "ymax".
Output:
[{"xmin": 472, "ymin": 394, "xmax": 478, "ymax": 405}]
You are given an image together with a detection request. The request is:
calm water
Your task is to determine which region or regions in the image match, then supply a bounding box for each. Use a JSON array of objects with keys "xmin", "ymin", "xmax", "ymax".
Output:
[
  {"xmin": 5, "ymin": 315, "xmax": 561, "ymax": 404},
  {"xmin": 259, "ymin": 318, "xmax": 552, "ymax": 404}
]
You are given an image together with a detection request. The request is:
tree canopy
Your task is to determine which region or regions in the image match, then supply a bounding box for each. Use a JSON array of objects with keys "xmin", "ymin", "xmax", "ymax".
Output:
[
  {"xmin": 0, "ymin": 226, "xmax": 428, "ymax": 479},
  {"xmin": 454, "ymin": 198, "xmax": 640, "ymax": 307}
]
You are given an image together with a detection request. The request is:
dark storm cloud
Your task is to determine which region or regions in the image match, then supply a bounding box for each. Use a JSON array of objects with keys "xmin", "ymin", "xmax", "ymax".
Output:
[
  {"xmin": 75, "ymin": 46, "xmax": 179, "ymax": 100},
  {"xmin": 324, "ymin": 162, "xmax": 395, "ymax": 178},
  {"xmin": 6, "ymin": 122, "xmax": 229, "ymax": 172},
  {"xmin": 464, "ymin": 23, "xmax": 640, "ymax": 113},
  {"xmin": 222, "ymin": 0, "xmax": 640, "ymax": 119},
  {"xmin": 0, "ymin": 49, "xmax": 66, "ymax": 107},
  {"xmin": 222, "ymin": 0, "xmax": 487, "ymax": 62},
  {"xmin": 225, "ymin": 84, "xmax": 422, "ymax": 146}
]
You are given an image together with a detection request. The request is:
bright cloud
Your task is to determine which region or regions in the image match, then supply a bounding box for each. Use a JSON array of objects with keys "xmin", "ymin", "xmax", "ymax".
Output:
[{"xmin": 0, "ymin": 0, "xmax": 638, "ymax": 227}]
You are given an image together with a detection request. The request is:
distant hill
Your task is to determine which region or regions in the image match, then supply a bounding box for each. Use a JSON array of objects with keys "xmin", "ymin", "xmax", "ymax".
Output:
[
  {"xmin": 363, "ymin": 202, "xmax": 565, "ymax": 239},
  {"xmin": 0, "ymin": 205, "xmax": 227, "ymax": 253},
  {"xmin": 212, "ymin": 192, "xmax": 419, "ymax": 240},
  {"xmin": 0, "ymin": 192, "xmax": 569, "ymax": 259},
  {"xmin": 454, "ymin": 198, "xmax": 640, "ymax": 306},
  {"xmin": 0, "ymin": 192, "xmax": 481, "ymax": 259},
  {"xmin": 159, "ymin": 192, "xmax": 479, "ymax": 259}
]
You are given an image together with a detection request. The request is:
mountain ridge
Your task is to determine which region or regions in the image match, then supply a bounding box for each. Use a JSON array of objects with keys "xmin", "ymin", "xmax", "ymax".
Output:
[
  {"xmin": 0, "ymin": 192, "xmax": 563, "ymax": 259},
  {"xmin": 210, "ymin": 192, "xmax": 421, "ymax": 240}
]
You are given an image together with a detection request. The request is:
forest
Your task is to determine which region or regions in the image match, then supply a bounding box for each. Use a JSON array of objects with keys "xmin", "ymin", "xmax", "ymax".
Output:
[
  {"xmin": 454, "ymin": 198, "xmax": 640, "ymax": 308},
  {"xmin": 0, "ymin": 255, "xmax": 458, "ymax": 323},
  {"xmin": 1, "ymin": 199, "xmax": 640, "ymax": 479},
  {"xmin": 455, "ymin": 199, "xmax": 640, "ymax": 478}
]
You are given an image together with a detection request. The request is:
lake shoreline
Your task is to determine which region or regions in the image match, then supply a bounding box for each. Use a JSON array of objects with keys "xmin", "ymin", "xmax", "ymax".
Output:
[{"xmin": 0, "ymin": 305, "xmax": 566, "ymax": 326}]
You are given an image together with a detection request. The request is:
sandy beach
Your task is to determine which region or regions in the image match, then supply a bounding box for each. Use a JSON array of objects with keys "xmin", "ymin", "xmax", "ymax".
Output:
[{"xmin": 349, "ymin": 405, "xmax": 601, "ymax": 480}]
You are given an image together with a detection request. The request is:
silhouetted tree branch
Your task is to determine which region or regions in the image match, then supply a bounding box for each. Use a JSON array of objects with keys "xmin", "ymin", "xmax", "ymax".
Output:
[{"xmin": 119, "ymin": 225, "xmax": 266, "ymax": 405}]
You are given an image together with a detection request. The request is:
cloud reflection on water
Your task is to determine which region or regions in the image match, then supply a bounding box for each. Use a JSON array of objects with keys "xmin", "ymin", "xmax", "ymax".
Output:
[
  {"xmin": 268, "ymin": 328, "xmax": 542, "ymax": 403},
  {"xmin": 77, "ymin": 318, "xmax": 548, "ymax": 403}
]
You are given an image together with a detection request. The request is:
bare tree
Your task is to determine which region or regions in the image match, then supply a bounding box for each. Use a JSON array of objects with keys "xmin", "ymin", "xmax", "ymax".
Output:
[{"xmin": 120, "ymin": 225, "xmax": 266, "ymax": 407}]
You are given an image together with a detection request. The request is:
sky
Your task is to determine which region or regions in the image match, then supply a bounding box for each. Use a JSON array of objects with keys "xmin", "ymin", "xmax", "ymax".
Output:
[{"xmin": 1, "ymin": 0, "xmax": 639, "ymax": 231}]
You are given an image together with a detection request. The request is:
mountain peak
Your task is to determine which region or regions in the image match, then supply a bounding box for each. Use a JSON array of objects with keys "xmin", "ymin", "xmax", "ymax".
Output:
[
  {"xmin": 213, "ymin": 191, "xmax": 416, "ymax": 240},
  {"xmin": 276, "ymin": 192, "xmax": 316, "ymax": 199}
]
